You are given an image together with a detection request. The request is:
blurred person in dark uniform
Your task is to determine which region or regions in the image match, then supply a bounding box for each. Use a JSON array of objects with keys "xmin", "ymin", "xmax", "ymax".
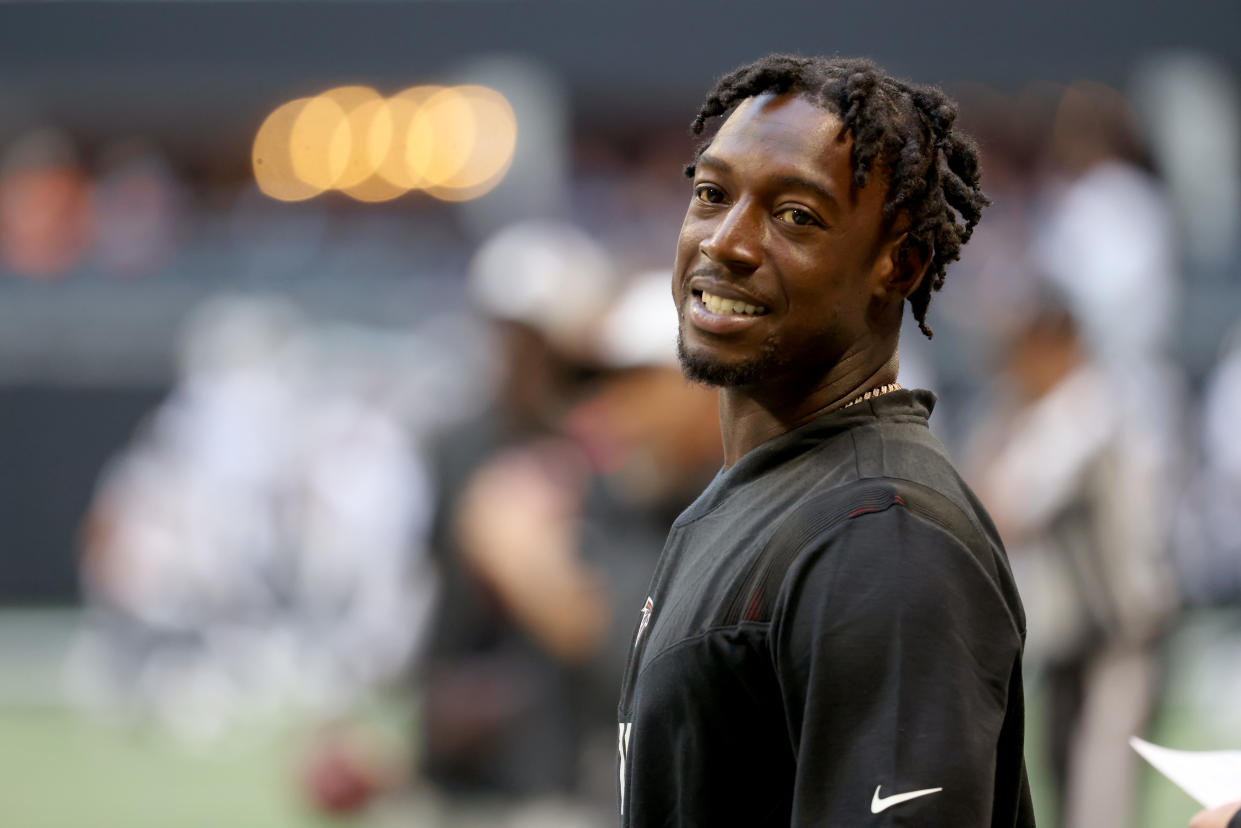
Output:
[
  {"xmin": 616, "ymin": 55, "xmax": 1032, "ymax": 827},
  {"xmin": 416, "ymin": 222, "xmax": 614, "ymax": 820},
  {"xmin": 416, "ymin": 230, "xmax": 719, "ymax": 826}
]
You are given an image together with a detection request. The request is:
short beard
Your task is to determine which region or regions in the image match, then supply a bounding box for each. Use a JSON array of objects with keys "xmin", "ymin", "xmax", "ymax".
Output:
[{"xmin": 676, "ymin": 330, "xmax": 789, "ymax": 388}]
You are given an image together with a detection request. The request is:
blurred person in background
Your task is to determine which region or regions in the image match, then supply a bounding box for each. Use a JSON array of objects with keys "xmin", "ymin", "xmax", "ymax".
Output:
[
  {"xmin": 0, "ymin": 127, "xmax": 93, "ymax": 278},
  {"xmin": 967, "ymin": 296, "xmax": 1178, "ymax": 828},
  {"xmin": 414, "ymin": 226, "xmax": 719, "ymax": 827},
  {"xmin": 1030, "ymin": 80, "xmax": 1187, "ymax": 506},
  {"xmin": 74, "ymin": 295, "xmax": 437, "ymax": 743},
  {"xmin": 1032, "ymin": 81, "xmax": 1179, "ymax": 367},
  {"xmin": 414, "ymin": 221, "xmax": 616, "ymax": 825},
  {"xmin": 1011, "ymin": 79, "xmax": 1187, "ymax": 828},
  {"xmin": 92, "ymin": 141, "xmax": 185, "ymax": 279}
]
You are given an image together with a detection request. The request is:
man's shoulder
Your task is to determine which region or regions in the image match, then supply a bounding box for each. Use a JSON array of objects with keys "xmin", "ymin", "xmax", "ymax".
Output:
[
  {"xmin": 749, "ymin": 400, "xmax": 1002, "ymax": 587},
  {"xmin": 773, "ymin": 473, "xmax": 1025, "ymax": 639},
  {"xmin": 779, "ymin": 474, "xmax": 988, "ymax": 566},
  {"xmin": 794, "ymin": 400, "xmax": 996, "ymax": 553}
]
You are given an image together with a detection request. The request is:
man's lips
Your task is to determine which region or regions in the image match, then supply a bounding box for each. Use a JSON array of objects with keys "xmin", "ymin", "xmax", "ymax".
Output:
[
  {"xmin": 686, "ymin": 288, "xmax": 770, "ymax": 335},
  {"xmin": 686, "ymin": 275, "xmax": 769, "ymax": 310},
  {"xmin": 696, "ymin": 288, "xmax": 768, "ymax": 316}
]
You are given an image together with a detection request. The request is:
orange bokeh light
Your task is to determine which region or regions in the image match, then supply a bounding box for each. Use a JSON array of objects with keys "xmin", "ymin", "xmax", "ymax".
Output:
[{"xmin": 252, "ymin": 84, "xmax": 518, "ymax": 203}]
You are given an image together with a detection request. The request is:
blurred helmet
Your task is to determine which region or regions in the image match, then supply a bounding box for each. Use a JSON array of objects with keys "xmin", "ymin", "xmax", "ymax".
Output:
[
  {"xmin": 466, "ymin": 220, "xmax": 614, "ymax": 352},
  {"xmin": 593, "ymin": 270, "xmax": 679, "ymax": 369}
]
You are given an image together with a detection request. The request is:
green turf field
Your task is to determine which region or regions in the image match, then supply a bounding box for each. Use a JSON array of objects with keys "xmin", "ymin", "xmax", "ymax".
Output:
[
  {"xmin": 0, "ymin": 706, "xmax": 330, "ymax": 828},
  {"xmin": 1, "ymin": 608, "xmax": 1237, "ymax": 827},
  {"xmin": 0, "ymin": 609, "xmax": 415, "ymax": 828}
]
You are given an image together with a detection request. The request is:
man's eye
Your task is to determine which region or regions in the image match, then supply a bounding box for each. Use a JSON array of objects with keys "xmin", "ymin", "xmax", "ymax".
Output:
[
  {"xmin": 774, "ymin": 207, "xmax": 820, "ymax": 227},
  {"xmin": 694, "ymin": 185, "xmax": 725, "ymax": 204}
]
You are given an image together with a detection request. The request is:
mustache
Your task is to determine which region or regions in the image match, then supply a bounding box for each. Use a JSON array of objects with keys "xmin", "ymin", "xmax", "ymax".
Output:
[{"xmin": 685, "ymin": 265, "xmax": 729, "ymax": 282}]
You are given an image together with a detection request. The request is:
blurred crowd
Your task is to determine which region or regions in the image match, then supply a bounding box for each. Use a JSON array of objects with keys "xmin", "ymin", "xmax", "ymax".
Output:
[{"xmin": 14, "ymin": 56, "xmax": 1238, "ymax": 828}]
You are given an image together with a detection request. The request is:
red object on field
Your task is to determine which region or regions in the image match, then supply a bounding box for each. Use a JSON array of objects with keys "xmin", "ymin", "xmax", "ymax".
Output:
[{"xmin": 303, "ymin": 742, "xmax": 378, "ymax": 816}]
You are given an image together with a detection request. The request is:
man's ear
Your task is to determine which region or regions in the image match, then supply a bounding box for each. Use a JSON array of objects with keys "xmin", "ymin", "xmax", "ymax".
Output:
[{"xmin": 872, "ymin": 232, "xmax": 930, "ymax": 301}]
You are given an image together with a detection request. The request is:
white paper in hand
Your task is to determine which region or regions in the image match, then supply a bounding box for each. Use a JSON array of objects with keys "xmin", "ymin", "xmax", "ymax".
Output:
[{"xmin": 1130, "ymin": 736, "xmax": 1241, "ymax": 809}]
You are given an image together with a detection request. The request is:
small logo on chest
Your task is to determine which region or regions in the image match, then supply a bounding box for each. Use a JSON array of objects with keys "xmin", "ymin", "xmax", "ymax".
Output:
[{"xmin": 634, "ymin": 596, "xmax": 654, "ymax": 648}]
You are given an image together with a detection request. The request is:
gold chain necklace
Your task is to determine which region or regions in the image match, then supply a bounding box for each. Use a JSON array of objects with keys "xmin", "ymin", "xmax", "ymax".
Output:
[{"xmin": 843, "ymin": 381, "xmax": 902, "ymax": 409}]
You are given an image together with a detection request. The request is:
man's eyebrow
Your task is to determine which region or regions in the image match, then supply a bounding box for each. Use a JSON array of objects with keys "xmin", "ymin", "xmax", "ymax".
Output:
[
  {"xmin": 768, "ymin": 174, "xmax": 843, "ymax": 212},
  {"xmin": 694, "ymin": 154, "xmax": 732, "ymax": 174},
  {"xmin": 694, "ymin": 154, "xmax": 842, "ymax": 211}
]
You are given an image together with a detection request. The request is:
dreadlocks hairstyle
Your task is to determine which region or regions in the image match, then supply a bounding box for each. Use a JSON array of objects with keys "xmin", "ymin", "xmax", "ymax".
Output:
[{"xmin": 686, "ymin": 54, "xmax": 988, "ymax": 338}]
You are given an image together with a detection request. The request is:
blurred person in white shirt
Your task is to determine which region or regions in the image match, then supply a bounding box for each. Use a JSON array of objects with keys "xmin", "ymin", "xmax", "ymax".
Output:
[{"xmin": 968, "ymin": 297, "xmax": 1178, "ymax": 828}]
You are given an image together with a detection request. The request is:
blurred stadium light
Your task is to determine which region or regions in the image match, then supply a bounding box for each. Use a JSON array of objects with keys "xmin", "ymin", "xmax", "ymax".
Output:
[{"xmin": 253, "ymin": 83, "xmax": 517, "ymax": 203}]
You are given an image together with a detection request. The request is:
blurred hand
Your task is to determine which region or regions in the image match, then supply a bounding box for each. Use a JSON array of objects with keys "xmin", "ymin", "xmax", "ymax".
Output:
[
  {"xmin": 301, "ymin": 724, "xmax": 399, "ymax": 816},
  {"xmin": 1190, "ymin": 800, "xmax": 1241, "ymax": 828}
]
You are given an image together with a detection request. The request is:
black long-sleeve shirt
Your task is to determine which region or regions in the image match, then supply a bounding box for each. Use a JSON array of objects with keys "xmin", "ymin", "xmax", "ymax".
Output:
[{"xmin": 617, "ymin": 390, "xmax": 1035, "ymax": 826}]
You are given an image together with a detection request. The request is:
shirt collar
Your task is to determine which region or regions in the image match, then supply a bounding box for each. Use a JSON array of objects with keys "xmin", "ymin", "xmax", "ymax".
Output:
[{"xmin": 674, "ymin": 389, "xmax": 936, "ymax": 525}]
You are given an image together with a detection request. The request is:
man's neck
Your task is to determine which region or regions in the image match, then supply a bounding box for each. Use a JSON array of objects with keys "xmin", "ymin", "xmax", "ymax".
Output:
[{"xmin": 716, "ymin": 352, "xmax": 899, "ymax": 468}]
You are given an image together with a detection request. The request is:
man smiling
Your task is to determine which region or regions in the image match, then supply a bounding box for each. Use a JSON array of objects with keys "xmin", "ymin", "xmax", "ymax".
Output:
[{"xmin": 616, "ymin": 56, "xmax": 1035, "ymax": 826}]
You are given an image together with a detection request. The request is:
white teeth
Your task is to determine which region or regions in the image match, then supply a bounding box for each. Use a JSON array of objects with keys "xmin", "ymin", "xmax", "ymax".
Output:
[{"xmin": 700, "ymin": 290, "xmax": 766, "ymax": 316}]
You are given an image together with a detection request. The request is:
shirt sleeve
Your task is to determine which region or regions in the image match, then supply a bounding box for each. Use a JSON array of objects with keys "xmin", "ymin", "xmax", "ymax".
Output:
[{"xmin": 769, "ymin": 504, "xmax": 1024, "ymax": 826}]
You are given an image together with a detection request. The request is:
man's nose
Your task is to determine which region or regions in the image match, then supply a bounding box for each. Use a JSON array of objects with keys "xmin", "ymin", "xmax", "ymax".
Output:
[{"xmin": 699, "ymin": 202, "xmax": 762, "ymax": 272}]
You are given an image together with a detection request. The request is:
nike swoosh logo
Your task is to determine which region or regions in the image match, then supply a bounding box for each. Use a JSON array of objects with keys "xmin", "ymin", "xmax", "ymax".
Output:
[{"xmin": 870, "ymin": 784, "xmax": 944, "ymax": 813}]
